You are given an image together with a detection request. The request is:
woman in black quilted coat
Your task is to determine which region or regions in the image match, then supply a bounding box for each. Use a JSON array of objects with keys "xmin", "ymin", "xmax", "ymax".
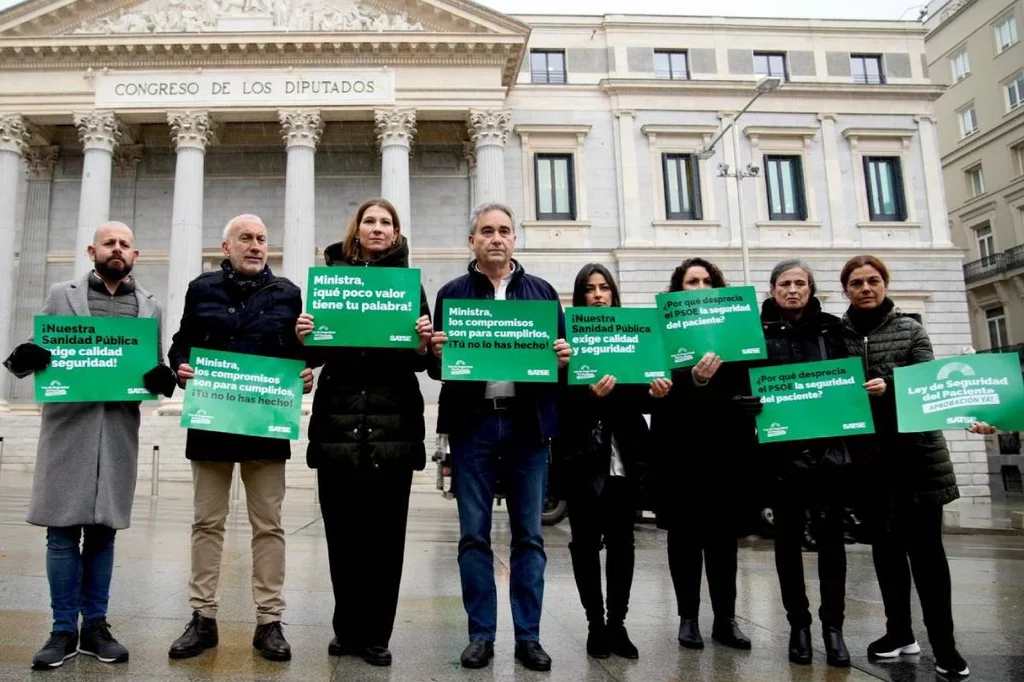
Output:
[
  {"xmin": 839, "ymin": 254, "xmax": 968, "ymax": 678},
  {"xmin": 296, "ymin": 198, "xmax": 438, "ymax": 667}
]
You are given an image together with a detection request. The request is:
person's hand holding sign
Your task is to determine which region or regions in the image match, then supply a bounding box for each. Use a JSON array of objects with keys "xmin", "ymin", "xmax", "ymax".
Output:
[
  {"xmin": 863, "ymin": 378, "xmax": 887, "ymax": 397},
  {"xmin": 554, "ymin": 338, "xmax": 571, "ymax": 369},
  {"xmin": 431, "ymin": 330, "xmax": 447, "ymax": 359},
  {"xmin": 692, "ymin": 352, "xmax": 722, "ymax": 384},
  {"xmin": 176, "ymin": 363, "xmax": 194, "ymax": 388},
  {"xmin": 296, "ymin": 313, "xmax": 314, "ymax": 343},
  {"xmin": 969, "ymin": 422, "xmax": 997, "ymax": 435},
  {"xmin": 649, "ymin": 378, "xmax": 672, "ymax": 399},
  {"xmin": 590, "ymin": 375, "xmax": 616, "ymax": 397},
  {"xmin": 415, "ymin": 315, "xmax": 433, "ymax": 355},
  {"xmin": 300, "ymin": 367, "xmax": 314, "ymax": 394}
]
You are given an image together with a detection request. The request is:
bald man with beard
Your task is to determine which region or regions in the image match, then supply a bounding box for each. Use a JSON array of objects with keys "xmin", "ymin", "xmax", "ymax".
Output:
[{"xmin": 4, "ymin": 222, "xmax": 176, "ymax": 671}]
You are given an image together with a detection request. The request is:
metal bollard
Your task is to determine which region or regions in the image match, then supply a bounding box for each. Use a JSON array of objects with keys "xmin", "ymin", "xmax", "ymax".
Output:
[
  {"xmin": 0, "ymin": 436, "xmax": 5, "ymax": 486},
  {"xmin": 150, "ymin": 445, "xmax": 160, "ymax": 497}
]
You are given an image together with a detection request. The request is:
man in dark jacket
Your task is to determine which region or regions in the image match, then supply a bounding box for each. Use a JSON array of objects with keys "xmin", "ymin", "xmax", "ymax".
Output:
[
  {"xmin": 431, "ymin": 203, "xmax": 570, "ymax": 672},
  {"xmin": 166, "ymin": 214, "xmax": 312, "ymax": 662}
]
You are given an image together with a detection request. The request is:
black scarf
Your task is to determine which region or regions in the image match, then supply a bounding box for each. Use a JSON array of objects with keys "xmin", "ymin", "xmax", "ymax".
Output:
[
  {"xmin": 221, "ymin": 259, "xmax": 270, "ymax": 301},
  {"xmin": 846, "ymin": 297, "xmax": 895, "ymax": 336}
]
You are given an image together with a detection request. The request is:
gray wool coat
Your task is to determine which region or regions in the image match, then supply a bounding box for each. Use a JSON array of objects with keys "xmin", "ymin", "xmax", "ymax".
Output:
[{"xmin": 23, "ymin": 274, "xmax": 163, "ymax": 530}]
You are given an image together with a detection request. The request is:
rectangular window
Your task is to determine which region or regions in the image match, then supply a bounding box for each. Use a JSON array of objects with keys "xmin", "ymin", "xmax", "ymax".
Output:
[
  {"xmin": 996, "ymin": 16, "xmax": 1019, "ymax": 52},
  {"xmin": 976, "ymin": 224, "xmax": 995, "ymax": 259},
  {"xmin": 863, "ymin": 157, "xmax": 907, "ymax": 222},
  {"xmin": 753, "ymin": 52, "xmax": 788, "ymax": 81},
  {"xmin": 534, "ymin": 154, "xmax": 575, "ymax": 220},
  {"xmin": 967, "ymin": 165, "xmax": 985, "ymax": 197},
  {"xmin": 950, "ymin": 49, "xmax": 971, "ymax": 82},
  {"xmin": 530, "ymin": 50, "xmax": 566, "ymax": 84},
  {"xmin": 959, "ymin": 107, "xmax": 979, "ymax": 137},
  {"xmin": 764, "ymin": 155, "xmax": 807, "ymax": 221},
  {"xmin": 662, "ymin": 154, "xmax": 703, "ymax": 220},
  {"xmin": 654, "ymin": 50, "xmax": 690, "ymax": 80},
  {"xmin": 1007, "ymin": 72, "xmax": 1024, "ymax": 111},
  {"xmin": 987, "ymin": 306, "xmax": 1009, "ymax": 349},
  {"xmin": 851, "ymin": 54, "xmax": 885, "ymax": 84},
  {"xmin": 1014, "ymin": 143, "xmax": 1024, "ymax": 176}
]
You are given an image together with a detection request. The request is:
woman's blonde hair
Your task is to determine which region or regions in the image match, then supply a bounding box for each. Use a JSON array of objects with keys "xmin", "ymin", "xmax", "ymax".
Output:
[{"xmin": 341, "ymin": 198, "xmax": 402, "ymax": 261}]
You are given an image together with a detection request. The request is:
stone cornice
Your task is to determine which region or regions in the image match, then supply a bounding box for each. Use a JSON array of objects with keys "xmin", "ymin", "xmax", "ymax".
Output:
[{"xmin": 599, "ymin": 79, "xmax": 945, "ymax": 102}]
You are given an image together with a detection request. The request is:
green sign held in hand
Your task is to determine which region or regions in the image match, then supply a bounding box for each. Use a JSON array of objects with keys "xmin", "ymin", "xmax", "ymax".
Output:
[
  {"xmin": 567, "ymin": 307, "xmax": 668, "ymax": 385},
  {"xmin": 749, "ymin": 358, "xmax": 875, "ymax": 443},
  {"xmin": 34, "ymin": 315, "xmax": 160, "ymax": 403},
  {"xmin": 181, "ymin": 349, "xmax": 304, "ymax": 440},
  {"xmin": 306, "ymin": 266, "xmax": 421, "ymax": 348},
  {"xmin": 894, "ymin": 353, "xmax": 1024, "ymax": 432},
  {"xmin": 441, "ymin": 299, "xmax": 558, "ymax": 382},
  {"xmin": 655, "ymin": 286, "xmax": 767, "ymax": 368}
]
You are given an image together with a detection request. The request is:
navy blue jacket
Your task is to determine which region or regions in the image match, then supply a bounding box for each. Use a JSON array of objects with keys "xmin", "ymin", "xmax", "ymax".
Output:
[
  {"xmin": 433, "ymin": 259, "xmax": 565, "ymax": 441},
  {"xmin": 168, "ymin": 261, "xmax": 304, "ymax": 462}
]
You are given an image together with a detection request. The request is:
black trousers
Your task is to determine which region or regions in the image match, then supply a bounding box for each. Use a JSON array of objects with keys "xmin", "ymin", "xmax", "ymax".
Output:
[
  {"xmin": 567, "ymin": 477, "xmax": 636, "ymax": 625},
  {"xmin": 666, "ymin": 521, "xmax": 737, "ymax": 620},
  {"xmin": 773, "ymin": 474, "xmax": 847, "ymax": 628},
  {"xmin": 872, "ymin": 500, "xmax": 956, "ymax": 653},
  {"xmin": 318, "ymin": 465, "xmax": 413, "ymax": 648}
]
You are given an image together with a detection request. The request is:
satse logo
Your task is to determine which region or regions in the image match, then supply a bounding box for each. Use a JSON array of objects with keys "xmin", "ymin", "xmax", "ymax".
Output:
[
  {"xmin": 43, "ymin": 379, "xmax": 69, "ymax": 398},
  {"xmin": 448, "ymin": 359, "xmax": 472, "ymax": 376},
  {"xmin": 764, "ymin": 421, "xmax": 788, "ymax": 438},
  {"xmin": 312, "ymin": 325, "xmax": 335, "ymax": 342},
  {"xmin": 573, "ymin": 364, "xmax": 597, "ymax": 381}
]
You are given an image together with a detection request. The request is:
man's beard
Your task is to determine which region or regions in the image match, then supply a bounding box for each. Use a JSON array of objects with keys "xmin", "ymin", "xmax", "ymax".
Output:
[{"xmin": 95, "ymin": 256, "xmax": 133, "ymax": 281}]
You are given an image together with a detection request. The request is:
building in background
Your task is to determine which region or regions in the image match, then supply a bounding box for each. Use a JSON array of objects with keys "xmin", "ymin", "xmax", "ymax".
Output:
[
  {"xmin": 926, "ymin": 0, "xmax": 1024, "ymax": 498},
  {"xmin": 0, "ymin": 1, "xmax": 983, "ymax": 499}
]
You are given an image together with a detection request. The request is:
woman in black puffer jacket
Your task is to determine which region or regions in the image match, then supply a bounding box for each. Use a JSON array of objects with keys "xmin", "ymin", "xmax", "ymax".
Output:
[
  {"xmin": 839, "ymin": 255, "xmax": 967, "ymax": 678},
  {"xmin": 759, "ymin": 259, "xmax": 850, "ymax": 668},
  {"xmin": 297, "ymin": 198, "xmax": 438, "ymax": 668}
]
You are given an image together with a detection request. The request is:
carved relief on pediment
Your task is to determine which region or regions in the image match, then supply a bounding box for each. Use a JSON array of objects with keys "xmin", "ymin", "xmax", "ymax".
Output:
[{"xmin": 71, "ymin": 0, "xmax": 425, "ymax": 34}]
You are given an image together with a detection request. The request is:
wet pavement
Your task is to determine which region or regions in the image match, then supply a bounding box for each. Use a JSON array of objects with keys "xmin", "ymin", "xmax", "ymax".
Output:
[{"xmin": 1, "ymin": 482, "xmax": 1023, "ymax": 682}]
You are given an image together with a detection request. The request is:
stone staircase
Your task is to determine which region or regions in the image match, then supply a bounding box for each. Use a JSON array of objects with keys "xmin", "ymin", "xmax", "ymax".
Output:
[{"xmin": 0, "ymin": 402, "xmax": 442, "ymax": 491}]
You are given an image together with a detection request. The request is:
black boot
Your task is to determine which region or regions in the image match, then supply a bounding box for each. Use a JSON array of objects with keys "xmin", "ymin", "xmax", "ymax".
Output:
[
  {"xmin": 789, "ymin": 626, "xmax": 812, "ymax": 665},
  {"xmin": 360, "ymin": 645, "xmax": 392, "ymax": 666},
  {"xmin": 328, "ymin": 635, "xmax": 357, "ymax": 657},
  {"xmin": 607, "ymin": 622, "xmax": 639, "ymax": 659},
  {"xmin": 712, "ymin": 618, "xmax": 751, "ymax": 650},
  {"xmin": 79, "ymin": 620, "xmax": 129, "ymax": 664},
  {"xmin": 586, "ymin": 621, "xmax": 610, "ymax": 659},
  {"xmin": 823, "ymin": 626, "xmax": 850, "ymax": 667},
  {"xmin": 168, "ymin": 612, "xmax": 218, "ymax": 659},
  {"xmin": 252, "ymin": 621, "xmax": 291, "ymax": 661},
  {"xmin": 677, "ymin": 618, "xmax": 704, "ymax": 650}
]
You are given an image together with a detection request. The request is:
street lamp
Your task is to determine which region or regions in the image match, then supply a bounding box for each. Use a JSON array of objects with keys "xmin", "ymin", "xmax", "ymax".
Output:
[{"xmin": 697, "ymin": 75, "xmax": 782, "ymax": 285}]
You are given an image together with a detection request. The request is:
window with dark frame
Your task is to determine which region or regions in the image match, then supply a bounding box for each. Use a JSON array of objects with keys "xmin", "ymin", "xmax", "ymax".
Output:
[
  {"xmin": 654, "ymin": 50, "xmax": 690, "ymax": 80},
  {"xmin": 764, "ymin": 155, "xmax": 807, "ymax": 221},
  {"xmin": 850, "ymin": 54, "xmax": 885, "ymax": 84},
  {"xmin": 530, "ymin": 50, "xmax": 566, "ymax": 84},
  {"xmin": 662, "ymin": 154, "xmax": 702, "ymax": 220},
  {"xmin": 863, "ymin": 156, "xmax": 907, "ymax": 222},
  {"xmin": 534, "ymin": 154, "xmax": 575, "ymax": 221},
  {"xmin": 753, "ymin": 52, "xmax": 788, "ymax": 81},
  {"xmin": 987, "ymin": 306, "xmax": 1009, "ymax": 349}
]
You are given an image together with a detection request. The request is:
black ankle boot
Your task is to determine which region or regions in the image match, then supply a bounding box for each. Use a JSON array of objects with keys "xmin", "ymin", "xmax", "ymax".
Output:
[
  {"xmin": 789, "ymin": 626, "xmax": 812, "ymax": 665},
  {"xmin": 168, "ymin": 612, "xmax": 218, "ymax": 659},
  {"xmin": 586, "ymin": 621, "xmax": 610, "ymax": 659},
  {"xmin": 677, "ymin": 618, "xmax": 704, "ymax": 650},
  {"xmin": 823, "ymin": 626, "xmax": 850, "ymax": 667},
  {"xmin": 712, "ymin": 618, "xmax": 752, "ymax": 650},
  {"xmin": 607, "ymin": 622, "xmax": 639, "ymax": 659}
]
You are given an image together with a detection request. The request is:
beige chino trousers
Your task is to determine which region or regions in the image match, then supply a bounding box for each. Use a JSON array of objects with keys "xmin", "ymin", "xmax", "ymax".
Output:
[{"xmin": 189, "ymin": 460, "xmax": 286, "ymax": 625}]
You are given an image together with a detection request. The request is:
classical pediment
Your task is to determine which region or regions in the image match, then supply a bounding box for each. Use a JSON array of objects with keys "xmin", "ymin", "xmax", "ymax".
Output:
[{"xmin": 0, "ymin": 0, "xmax": 527, "ymax": 36}]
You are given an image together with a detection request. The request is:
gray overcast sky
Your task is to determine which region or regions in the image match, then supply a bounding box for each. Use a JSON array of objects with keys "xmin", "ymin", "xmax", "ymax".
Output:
[{"xmin": 0, "ymin": 0, "xmax": 931, "ymax": 21}]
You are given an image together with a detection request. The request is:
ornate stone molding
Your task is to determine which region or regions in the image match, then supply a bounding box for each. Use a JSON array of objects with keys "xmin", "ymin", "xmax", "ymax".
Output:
[
  {"xmin": 0, "ymin": 113, "xmax": 31, "ymax": 155},
  {"xmin": 468, "ymin": 109, "xmax": 511, "ymax": 147},
  {"xmin": 374, "ymin": 108, "xmax": 416, "ymax": 149},
  {"xmin": 279, "ymin": 109, "xmax": 323, "ymax": 150},
  {"xmin": 168, "ymin": 110, "xmax": 214, "ymax": 151},
  {"xmin": 462, "ymin": 141, "xmax": 477, "ymax": 173},
  {"xmin": 73, "ymin": 111, "xmax": 122, "ymax": 153},
  {"xmin": 24, "ymin": 145, "xmax": 59, "ymax": 178},
  {"xmin": 113, "ymin": 144, "xmax": 143, "ymax": 176}
]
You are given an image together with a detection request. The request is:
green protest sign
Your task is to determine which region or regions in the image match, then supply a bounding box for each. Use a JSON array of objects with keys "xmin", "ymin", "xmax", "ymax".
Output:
[
  {"xmin": 567, "ymin": 307, "xmax": 668, "ymax": 385},
  {"xmin": 34, "ymin": 315, "xmax": 159, "ymax": 403},
  {"xmin": 441, "ymin": 299, "xmax": 558, "ymax": 382},
  {"xmin": 749, "ymin": 358, "xmax": 875, "ymax": 443},
  {"xmin": 894, "ymin": 353, "xmax": 1024, "ymax": 432},
  {"xmin": 306, "ymin": 266, "xmax": 420, "ymax": 348},
  {"xmin": 655, "ymin": 286, "xmax": 767, "ymax": 368},
  {"xmin": 180, "ymin": 349, "xmax": 304, "ymax": 440}
]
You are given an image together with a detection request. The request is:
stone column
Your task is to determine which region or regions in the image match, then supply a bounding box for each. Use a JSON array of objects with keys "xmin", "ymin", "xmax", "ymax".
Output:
[
  {"xmin": 614, "ymin": 110, "xmax": 643, "ymax": 246},
  {"xmin": 73, "ymin": 111, "xmax": 121, "ymax": 277},
  {"xmin": 111, "ymin": 143, "xmax": 142, "ymax": 225},
  {"xmin": 279, "ymin": 109, "xmax": 322, "ymax": 299},
  {"xmin": 12, "ymin": 146, "xmax": 59, "ymax": 401},
  {"xmin": 468, "ymin": 109, "xmax": 511, "ymax": 206},
  {"xmin": 463, "ymin": 141, "xmax": 477, "ymax": 209},
  {"xmin": 818, "ymin": 114, "xmax": 850, "ymax": 247},
  {"xmin": 0, "ymin": 114, "xmax": 31, "ymax": 405},
  {"xmin": 375, "ymin": 108, "xmax": 416, "ymax": 240},
  {"xmin": 915, "ymin": 115, "xmax": 953, "ymax": 248},
  {"xmin": 165, "ymin": 111, "xmax": 213, "ymax": 357}
]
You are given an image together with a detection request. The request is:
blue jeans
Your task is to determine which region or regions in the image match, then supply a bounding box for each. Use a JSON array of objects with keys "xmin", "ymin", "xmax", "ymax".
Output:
[
  {"xmin": 451, "ymin": 413, "xmax": 548, "ymax": 642},
  {"xmin": 46, "ymin": 525, "xmax": 117, "ymax": 633}
]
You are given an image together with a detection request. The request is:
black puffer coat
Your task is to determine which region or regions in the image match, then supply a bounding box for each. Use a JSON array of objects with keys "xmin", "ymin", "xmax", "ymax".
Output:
[
  {"xmin": 305, "ymin": 238, "xmax": 438, "ymax": 472},
  {"xmin": 841, "ymin": 301, "xmax": 959, "ymax": 507}
]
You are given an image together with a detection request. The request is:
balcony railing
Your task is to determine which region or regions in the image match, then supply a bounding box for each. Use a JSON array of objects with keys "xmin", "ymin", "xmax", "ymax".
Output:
[
  {"xmin": 1004, "ymin": 244, "xmax": 1024, "ymax": 271},
  {"xmin": 963, "ymin": 254, "xmax": 1005, "ymax": 283}
]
